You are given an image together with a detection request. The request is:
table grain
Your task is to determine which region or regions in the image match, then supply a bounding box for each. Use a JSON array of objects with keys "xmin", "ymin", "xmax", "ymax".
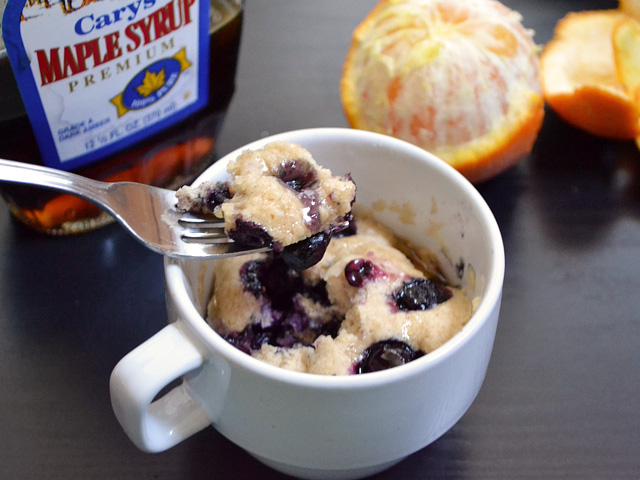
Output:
[{"xmin": 1, "ymin": 1, "xmax": 638, "ymax": 479}]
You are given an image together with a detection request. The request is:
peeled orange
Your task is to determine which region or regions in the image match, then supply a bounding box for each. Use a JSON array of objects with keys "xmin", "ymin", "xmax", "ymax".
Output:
[
  {"xmin": 540, "ymin": 10, "xmax": 640, "ymax": 140},
  {"xmin": 340, "ymin": 0, "xmax": 544, "ymax": 183}
]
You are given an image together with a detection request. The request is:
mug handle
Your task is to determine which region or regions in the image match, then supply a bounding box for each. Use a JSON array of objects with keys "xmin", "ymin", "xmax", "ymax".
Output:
[{"xmin": 109, "ymin": 322, "xmax": 211, "ymax": 452}]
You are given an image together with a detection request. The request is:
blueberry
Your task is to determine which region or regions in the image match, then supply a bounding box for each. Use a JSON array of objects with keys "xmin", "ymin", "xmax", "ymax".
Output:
[
  {"xmin": 224, "ymin": 305, "xmax": 318, "ymax": 353},
  {"xmin": 239, "ymin": 260, "xmax": 266, "ymax": 296},
  {"xmin": 356, "ymin": 340, "xmax": 424, "ymax": 374},
  {"xmin": 224, "ymin": 323, "xmax": 278, "ymax": 354},
  {"xmin": 278, "ymin": 160, "xmax": 322, "ymax": 231},
  {"xmin": 253, "ymin": 258, "xmax": 297, "ymax": 310},
  {"xmin": 280, "ymin": 232, "xmax": 331, "ymax": 271},
  {"xmin": 277, "ymin": 159, "xmax": 318, "ymax": 192},
  {"xmin": 225, "ymin": 258, "xmax": 344, "ymax": 355},
  {"xmin": 203, "ymin": 181, "xmax": 231, "ymax": 211},
  {"xmin": 302, "ymin": 279, "xmax": 331, "ymax": 307},
  {"xmin": 178, "ymin": 181, "xmax": 231, "ymax": 214},
  {"xmin": 317, "ymin": 317, "xmax": 342, "ymax": 339},
  {"xmin": 393, "ymin": 278, "xmax": 452, "ymax": 311},
  {"xmin": 298, "ymin": 191, "xmax": 321, "ymax": 232},
  {"xmin": 229, "ymin": 218, "xmax": 274, "ymax": 248},
  {"xmin": 333, "ymin": 213, "xmax": 357, "ymax": 238},
  {"xmin": 344, "ymin": 258, "xmax": 383, "ymax": 287}
]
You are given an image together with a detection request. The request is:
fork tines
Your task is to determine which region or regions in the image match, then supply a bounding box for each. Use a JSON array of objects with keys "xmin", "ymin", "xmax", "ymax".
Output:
[{"xmin": 178, "ymin": 214, "xmax": 231, "ymax": 244}]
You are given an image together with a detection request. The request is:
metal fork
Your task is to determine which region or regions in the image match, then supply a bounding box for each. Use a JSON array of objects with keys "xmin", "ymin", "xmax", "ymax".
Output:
[{"xmin": 0, "ymin": 159, "xmax": 271, "ymax": 258}]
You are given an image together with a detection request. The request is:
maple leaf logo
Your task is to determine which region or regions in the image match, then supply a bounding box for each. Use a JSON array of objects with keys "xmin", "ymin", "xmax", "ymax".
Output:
[{"xmin": 136, "ymin": 68, "xmax": 166, "ymax": 97}]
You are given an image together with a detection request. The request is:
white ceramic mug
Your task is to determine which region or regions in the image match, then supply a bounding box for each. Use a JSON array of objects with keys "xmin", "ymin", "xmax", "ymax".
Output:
[{"xmin": 110, "ymin": 128, "xmax": 505, "ymax": 480}]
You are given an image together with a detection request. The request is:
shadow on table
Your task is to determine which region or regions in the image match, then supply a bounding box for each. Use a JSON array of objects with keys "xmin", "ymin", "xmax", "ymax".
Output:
[
  {"xmin": 475, "ymin": 107, "xmax": 640, "ymax": 253},
  {"xmin": 181, "ymin": 423, "xmax": 470, "ymax": 480},
  {"xmin": 527, "ymin": 108, "xmax": 640, "ymax": 249}
]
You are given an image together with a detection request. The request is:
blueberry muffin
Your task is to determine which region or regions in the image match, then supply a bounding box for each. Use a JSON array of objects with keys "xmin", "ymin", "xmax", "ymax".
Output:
[
  {"xmin": 176, "ymin": 142, "xmax": 356, "ymax": 269},
  {"xmin": 207, "ymin": 215, "xmax": 474, "ymax": 375}
]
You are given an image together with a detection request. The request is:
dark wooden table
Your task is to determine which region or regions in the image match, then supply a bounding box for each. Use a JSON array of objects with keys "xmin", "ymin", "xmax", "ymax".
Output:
[{"xmin": 1, "ymin": 1, "xmax": 638, "ymax": 478}]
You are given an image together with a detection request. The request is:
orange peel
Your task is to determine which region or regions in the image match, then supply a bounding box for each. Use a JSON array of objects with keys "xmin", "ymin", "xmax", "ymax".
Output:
[{"xmin": 540, "ymin": 10, "xmax": 640, "ymax": 140}]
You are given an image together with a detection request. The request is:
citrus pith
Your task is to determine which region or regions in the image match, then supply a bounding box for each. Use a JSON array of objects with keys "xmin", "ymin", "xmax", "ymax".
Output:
[
  {"xmin": 341, "ymin": 0, "xmax": 544, "ymax": 183},
  {"xmin": 619, "ymin": 0, "xmax": 640, "ymax": 21}
]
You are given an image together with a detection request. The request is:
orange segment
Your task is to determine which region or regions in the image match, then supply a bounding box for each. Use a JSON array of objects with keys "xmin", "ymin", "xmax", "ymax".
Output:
[
  {"xmin": 341, "ymin": 0, "xmax": 544, "ymax": 183},
  {"xmin": 540, "ymin": 10, "xmax": 640, "ymax": 139}
]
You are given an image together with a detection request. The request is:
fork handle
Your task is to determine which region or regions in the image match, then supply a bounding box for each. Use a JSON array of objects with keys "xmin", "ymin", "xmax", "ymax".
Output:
[{"xmin": 0, "ymin": 158, "xmax": 110, "ymax": 206}]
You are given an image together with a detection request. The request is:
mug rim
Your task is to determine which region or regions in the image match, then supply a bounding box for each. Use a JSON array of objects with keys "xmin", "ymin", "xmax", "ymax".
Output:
[{"xmin": 164, "ymin": 127, "xmax": 505, "ymax": 389}]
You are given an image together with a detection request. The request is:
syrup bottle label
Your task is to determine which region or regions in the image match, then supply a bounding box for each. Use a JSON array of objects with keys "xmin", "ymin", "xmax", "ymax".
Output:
[{"xmin": 2, "ymin": 0, "xmax": 210, "ymax": 170}]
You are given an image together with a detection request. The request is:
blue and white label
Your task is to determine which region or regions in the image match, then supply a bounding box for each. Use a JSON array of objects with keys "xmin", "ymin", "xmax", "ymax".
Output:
[{"xmin": 2, "ymin": 0, "xmax": 210, "ymax": 170}]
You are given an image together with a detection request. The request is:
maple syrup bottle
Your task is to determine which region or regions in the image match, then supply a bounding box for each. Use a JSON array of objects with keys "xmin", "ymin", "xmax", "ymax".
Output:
[{"xmin": 0, "ymin": 0, "xmax": 243, "ymax": 234}]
